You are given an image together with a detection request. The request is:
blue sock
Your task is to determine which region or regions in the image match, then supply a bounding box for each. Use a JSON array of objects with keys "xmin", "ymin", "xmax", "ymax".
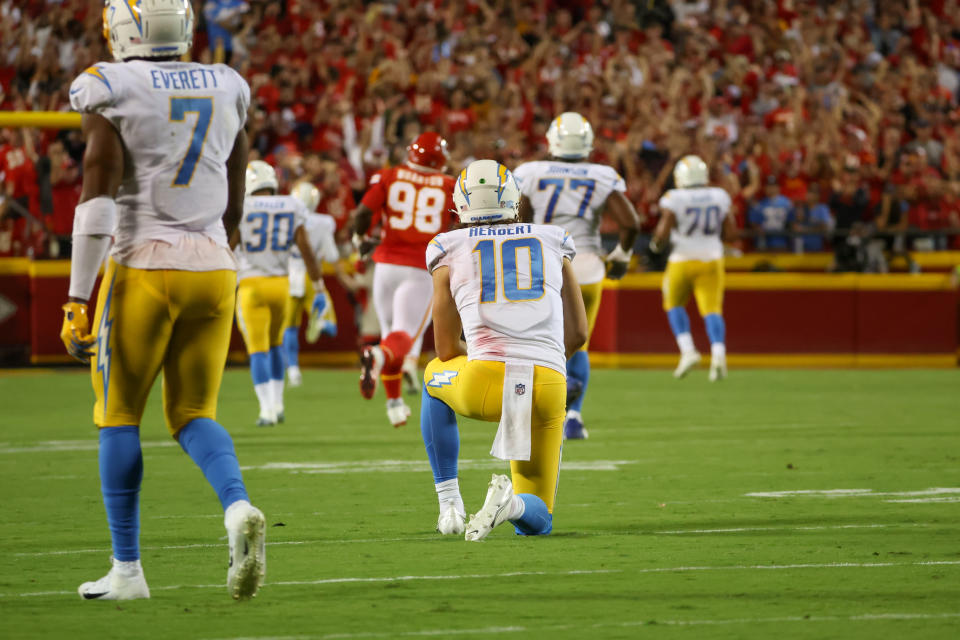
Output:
[
  {"xmin": 282, "ymin": 327, "xmax": 299, "ymax": 369},
  {"xmin": 420, "ymin": 388, "xmax": 459, "ymax": 483},
  {"xmin": 512, "ymin": 494, "xmax": 553, "ymax": 536},
  {"xmin": 178, "ymin": 418, "xmax": 249, "ymax": 510},
  {"xmin": 566, "ymin": 350, "xmax": 589, "ymax": 413},
  {"xmin": 666, "ymin": 306, "xmax": 691, "ymax": 336},
  {"xmin": 704, "ymin": 313, "xmax": 726, "ymax": 345},
  {"xmin": 249, "ymin": 352, "xmax": 270, "ymax": 385},
  {"xmin": 269, "ymin": 346, "xmax": 285, "ymax": 382},
  {"xmin": 98, "ymin": 426, "xmax": 143, "ymax": 561}
]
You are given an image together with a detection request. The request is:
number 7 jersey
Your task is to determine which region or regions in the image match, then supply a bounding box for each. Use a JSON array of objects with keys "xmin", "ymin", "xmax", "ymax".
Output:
[
  {"xmin": 426, "ymin": 223, "xmax": 576, "ymax": 375},
  {"xmin": 362, "ymin": 165, "xmax": 456, "ymax": 270},
  {"xmin": 69, "ymin": 60, "xmax": 249, "ymax": 257},
  {"xmin": 658, "ymin": 186, "xmax": 732, "ymax": 262}
]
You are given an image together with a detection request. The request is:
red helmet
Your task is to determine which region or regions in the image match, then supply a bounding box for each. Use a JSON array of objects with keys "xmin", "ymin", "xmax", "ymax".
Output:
[{"xmin": 406, "ymin": 132, "xmax": 449, "ymax": 171}]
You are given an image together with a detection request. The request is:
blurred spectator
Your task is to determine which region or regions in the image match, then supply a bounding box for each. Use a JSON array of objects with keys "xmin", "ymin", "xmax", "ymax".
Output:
[
  {"xmin": 749, "ymin": 176, "xmax": 794, "ymax": 251},
  {"xmin": 792, "ymin": 183, "xmax": 833, "ymax": 253}
]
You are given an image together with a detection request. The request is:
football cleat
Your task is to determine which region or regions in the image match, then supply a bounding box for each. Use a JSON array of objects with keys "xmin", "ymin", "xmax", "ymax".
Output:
[
  {"xmin": 225, "ymin": 501, "xmax": 266, "ymax": 601},
  {"xmin": 386, "ymin": 398, "xmax": 412, "ymax": 427},
  {"xmin": 359, "ymin": 346, "xmax": 384, "ymax": 400},
  {"xmin": 287, "ymin": 366, "xmax": 302, "ymax": 388},
  {"xmin": 709, "ymin": 356, "xmax": 728, "ymax": 382},
  {"xmin": 465, "ymin": 474, "xmax": 516, "ymax": 542},
  {"xmin": 563, "ymin": 410, "xmax": 588, "ymax": 440},
  {"xmin": 436, "ymin": 504, "xmax": 466, "ymax": 535},
  {"xmin": 673, "ymin": 351, "xmax": 702, "ymax": 379},
  {"xmin": 256, "ymin": 415, "xmax": 276, "ymax": 427},
  {"xmin": 275, "ymin": 412, "xmax": 285, "ymax": 424},
  {"xmin": 78, "ymin": 557, "xmax": 150, "ymax": 601}
]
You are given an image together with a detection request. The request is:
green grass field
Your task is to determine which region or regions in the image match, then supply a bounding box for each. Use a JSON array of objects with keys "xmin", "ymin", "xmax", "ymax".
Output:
[{"xmin": 0, "ymin": 367, "xmax": 958, "ymax": 639}]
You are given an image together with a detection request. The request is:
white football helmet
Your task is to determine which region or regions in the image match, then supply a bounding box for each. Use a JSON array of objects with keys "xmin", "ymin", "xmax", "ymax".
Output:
[
  {"xmin": 673, "ymin": 155, "xmax": 709, "ymax": 188},
  {"xmin": 290, "ymin": 181, "xmax": 320, "ymax": 212},
  {"xmin": 546, "ymin": 112, "xmax": 594, "ymax": 159},
  {"xmin": 452, "ymin": 160, "xmax": 520, "ymax": 224},
  {"xmin": 245, "ymin": 161, "xmax": 278, "ymax": 196},
  {"xmin": 103, "ymin": 0, "xmax": 194, "ymax": 62}
]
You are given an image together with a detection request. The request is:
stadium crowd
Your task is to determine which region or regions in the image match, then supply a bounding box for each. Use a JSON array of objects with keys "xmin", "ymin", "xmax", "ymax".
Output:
[{"xmin": 2, "ymin": 0, "xmax": 960, "ymax": 269}]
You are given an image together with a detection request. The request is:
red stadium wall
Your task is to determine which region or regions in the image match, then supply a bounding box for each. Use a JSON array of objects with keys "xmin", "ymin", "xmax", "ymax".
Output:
[{"xmin": 0, "ymin": 261, "xmax": 956, "ymax": 368}]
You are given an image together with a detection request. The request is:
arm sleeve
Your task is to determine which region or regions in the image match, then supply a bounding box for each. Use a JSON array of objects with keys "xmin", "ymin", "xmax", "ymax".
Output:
[
  {"xmin": 318, "ymin": 217, "xmax": 339, "ymax": 263},
  {"xmin": 69, "ymin": 65, "xmax": 118, "ymax": 114},
  {"xmin": 425, "ymin": 234, "xmax": 450, "ymax": 273},
  {"xmin": 361, "ymin": 171, "xmax": 387, "ymax": 218}
]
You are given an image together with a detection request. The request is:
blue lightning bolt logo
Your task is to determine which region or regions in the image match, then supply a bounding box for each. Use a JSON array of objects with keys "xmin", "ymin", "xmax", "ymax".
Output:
[{"xmin": 96, "ymin": 274, "xmax": 117, "ymax": 421}]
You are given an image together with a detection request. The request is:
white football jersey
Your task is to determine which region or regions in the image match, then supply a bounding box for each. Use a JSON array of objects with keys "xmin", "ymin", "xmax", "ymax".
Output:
[
  {"xmin": 237, "ymin": 195, "xmax": 308, "ymax": 281},
  {"xmin": 288, "ymin": 213, "xmax": 339, "ymax": 296},
  {"xmin": 426, "ymin": 223, "xmax": 576, "ymax": 375},
  {"xmin": 512, "ymin": 160, "xmax": 625, "ymax": 284},
  {"xmin": 69, "ymin": 60, "xmax": 249, "ymax": 267},
  {"xmin": 658, "ymin": 186, "xmax": 732, "ymax": 262}
]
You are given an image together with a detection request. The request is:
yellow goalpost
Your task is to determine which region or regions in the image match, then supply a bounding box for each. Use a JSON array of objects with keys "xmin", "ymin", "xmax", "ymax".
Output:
[{"xmin": 0, "ymin": 112, "xmax": 81, "ymax": 129}]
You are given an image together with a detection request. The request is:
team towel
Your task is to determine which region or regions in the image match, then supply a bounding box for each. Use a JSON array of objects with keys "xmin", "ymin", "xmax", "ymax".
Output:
[{"xmin": 490, "ymin": 362, "xmax": 534, "ymax": 461}]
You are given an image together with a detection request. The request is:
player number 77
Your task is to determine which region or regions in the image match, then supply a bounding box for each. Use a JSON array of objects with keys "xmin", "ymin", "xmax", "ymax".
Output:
[
  {"xmin": 169, "ymin": 96, "xmax": 213, "ymax": 187},
  {"xmin": 537, "ymin": 178, "xmax": 596, "ymax": 222}
]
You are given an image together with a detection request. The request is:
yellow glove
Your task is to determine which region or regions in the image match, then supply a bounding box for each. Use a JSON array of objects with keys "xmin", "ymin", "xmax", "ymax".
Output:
[{"xmin": 61, "ymin": 302, "xmax": 96, "ymax": 363}]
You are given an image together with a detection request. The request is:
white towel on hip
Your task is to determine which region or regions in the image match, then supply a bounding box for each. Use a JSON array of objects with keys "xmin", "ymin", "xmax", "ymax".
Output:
[{"xmin": 490, "ymin": 362, "xmax": 534, "ymax": 461}]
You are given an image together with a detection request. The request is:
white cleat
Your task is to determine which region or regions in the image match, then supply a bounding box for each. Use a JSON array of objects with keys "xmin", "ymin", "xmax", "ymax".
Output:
[
  {"xmin": 225, "ymin": 501, "xmax": 266, "ymax": 601},
  {"xmin": 709, "ymin": 357, "xmax": 728, "ymax": 382},
  {"xmin": 78, "ymin": 557, "xmax": 150, "ymax": 601},
  {"xmin": 256, "ymin": 412, "xmax": 277, "ymax": 427},
  {"xmin": 673, "ymin": 351, "xmax": 702, "ymax": 379},
  {"xmin": 287, "ymin": 366, "xmax": 302, "ymax": 388},
  {"xmin": 465, "ymin": 474, "xmax": 516, "ymax": 542},
  {"xmin": 386, "ymin": 398, "xmax": 412, "ymax": 428},
  {"xmin": 436, "ymin": 504, "xmax": 466, "ymax": 535}
]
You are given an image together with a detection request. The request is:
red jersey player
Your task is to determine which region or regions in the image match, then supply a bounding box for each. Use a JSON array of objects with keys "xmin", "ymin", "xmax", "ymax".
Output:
[{"xmin": 350, "ymin": 132, "xmax": 456, "ymax": 427}]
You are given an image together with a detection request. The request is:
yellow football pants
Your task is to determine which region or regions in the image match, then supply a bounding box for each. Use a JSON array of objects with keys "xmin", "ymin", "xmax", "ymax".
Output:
[
  {"xmin": 661, "ymin": 259, "xmax": 725, "ymax": 315},
  {"xmin": 90, "ymin": 259, "xmax": 236, "ymax": 435},
  {"xmin": 236, "ymin": 276, "xmax": 287, "ymax": 354},
  {"xmin": 284, "ymin": 277, "xmax": 338, "ymax": 329},
  {"xmin": 580, "ymin": 281, "xmax": 603, "ymax": 351},
  {"xmin": 423, "ymin": 356, "xmax": 566, "ymax": 512}
]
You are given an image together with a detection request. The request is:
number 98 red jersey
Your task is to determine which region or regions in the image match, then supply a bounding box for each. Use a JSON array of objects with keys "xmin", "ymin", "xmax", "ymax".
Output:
[{"xmin": 362, "ymin": 165, "xmax": 456, "ymax": 270}]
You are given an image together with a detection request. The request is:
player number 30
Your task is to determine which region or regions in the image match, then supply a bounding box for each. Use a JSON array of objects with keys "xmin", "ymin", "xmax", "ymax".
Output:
[{"xmin": 386, "ymin": 182, "xmax": 445, "ymax": 233}]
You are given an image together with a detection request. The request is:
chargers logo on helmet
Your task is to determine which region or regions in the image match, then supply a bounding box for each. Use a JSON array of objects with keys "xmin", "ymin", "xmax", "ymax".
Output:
[{"xmin": 453, "ymin": 160, "xmax": 520, "ymax": 224}]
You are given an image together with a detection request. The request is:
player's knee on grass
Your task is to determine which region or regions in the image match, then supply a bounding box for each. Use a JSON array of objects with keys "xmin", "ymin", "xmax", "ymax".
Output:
[{"xmin": 512, "ymin": 494, "xmax": 553, "ymax": 536}]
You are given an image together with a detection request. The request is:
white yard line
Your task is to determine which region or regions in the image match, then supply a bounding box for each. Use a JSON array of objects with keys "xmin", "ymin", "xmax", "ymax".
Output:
[
  {"xmin": 745, "ymin": 487, "xmax": 960, "ymax": 499},
  {"xmin": 0, "ymin": 440, "xmax": 176, "ymax": 454},
  {"xmin": 654, "ymin": 523, "xmax": 931, "ymax": 535},
  {"xmin": 3, "ymin": 561, "xmax": 959, "ymax": 598},
  {"xmin": 201, "ymin": 612, "xmax": 960, "ymax": 639},
  {"xmin": 240, "ymin": 459, "xmax": 637, "ymax": 473}
]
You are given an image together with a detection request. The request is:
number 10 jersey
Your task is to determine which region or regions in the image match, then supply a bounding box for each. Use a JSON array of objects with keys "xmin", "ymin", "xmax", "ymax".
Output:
[
  {"xmin": 658, "ymin": 186, "xmax": 732, "ymax": 263},
  {"xmin": 426, "ymin": 223, "xmax": 576, "ymax": 375},
  {"xmin": 69, "ymin": 60, "xmax": 250, "ymax": 264}
]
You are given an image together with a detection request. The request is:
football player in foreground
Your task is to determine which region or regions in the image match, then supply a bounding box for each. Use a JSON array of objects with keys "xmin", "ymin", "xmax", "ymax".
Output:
[
  {"xmin": 420, "ymin": 160, "xmax": 588, "ymax": 540},
  {"xmin": 60, "ymin": 0, "xmax": 264, "ymax": 600},
  {"xmin": 234, "ymin": 162, "xmax": 327, "ymax": 424},
  {"xmin": 651, "ymin": 155, "xmax": 737, "ymax": 380},
  {"xmin": 350, "ymin": 132, "xmax": 456, "ymax": 427},
  {"xmin": 514, "ymin": 112, "xmax": 639, "ymax": 440}
]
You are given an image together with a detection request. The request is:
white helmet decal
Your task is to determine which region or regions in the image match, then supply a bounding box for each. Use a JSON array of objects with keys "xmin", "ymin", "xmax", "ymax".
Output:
[{"xmin": 452, "ymin": 160, "xmax": 521, "ymax": 224}]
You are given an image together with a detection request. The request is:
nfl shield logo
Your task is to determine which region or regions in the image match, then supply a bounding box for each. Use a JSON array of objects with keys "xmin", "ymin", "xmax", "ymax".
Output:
[{"xmin": 514, "ymin": 383, "xmax": 526, "ymax": 396}]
